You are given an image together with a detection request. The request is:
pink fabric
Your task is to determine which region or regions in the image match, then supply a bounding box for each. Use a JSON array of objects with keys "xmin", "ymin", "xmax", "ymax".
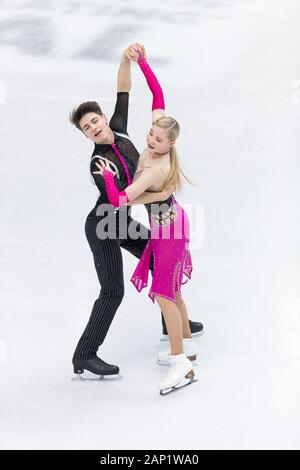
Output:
[
  {"xmin": 111, "ymin": 142, "xmax": 132, "ymax": 186},
  {"xmin": 130, "ymin": 199, "xmax": 193, "ymax": 304},
  {"xmin": 137, "ymin": 54, "xmax": 165, "ymax": 111},
  {"xmin": 102, "ymin": 169, "xmax": 129, "ymax": 208}
]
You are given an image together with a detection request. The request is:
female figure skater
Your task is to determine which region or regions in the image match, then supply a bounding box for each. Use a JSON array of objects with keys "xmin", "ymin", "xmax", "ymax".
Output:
[{"xmin": 93, "ymin": 45, "xmax": 197, "ymax": 395}]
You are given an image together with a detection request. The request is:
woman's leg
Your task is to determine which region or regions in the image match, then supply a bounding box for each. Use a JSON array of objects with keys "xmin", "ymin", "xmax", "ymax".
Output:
[
  {"xmin": 175, "ymin": 293, "xmax": 193, "ymax": 339},
  {"xmin": 155, "ymin": 295, "xmax": 183, "ymax": 356}
]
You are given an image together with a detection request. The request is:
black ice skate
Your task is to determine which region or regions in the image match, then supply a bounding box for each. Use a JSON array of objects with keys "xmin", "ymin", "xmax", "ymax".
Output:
[
  {"xmin": 161, "ymin": 318, "xmax": 204, "ymax": 341},
  {"xmin": 72, "ymin": 357, "xmax": 121, "ymax": 381}
]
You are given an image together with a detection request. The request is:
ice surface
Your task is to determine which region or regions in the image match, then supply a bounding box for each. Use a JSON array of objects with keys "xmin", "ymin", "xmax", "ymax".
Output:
[{"xmin": 0, "ymin": 0, "xmax": 300, "ymax": 450}]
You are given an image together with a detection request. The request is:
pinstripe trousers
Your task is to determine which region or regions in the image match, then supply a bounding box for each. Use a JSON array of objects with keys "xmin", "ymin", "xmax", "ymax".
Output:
[{"xmin": 73, "ymin": 206, "xmax": 154, "ymax": 360}]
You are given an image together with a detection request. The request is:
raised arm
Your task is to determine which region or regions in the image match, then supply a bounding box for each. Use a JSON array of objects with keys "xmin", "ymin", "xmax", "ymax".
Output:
[
  {"xmin": 117, "ymin": 44, "xmax": 147, "ymax": 92},
  {"xmin": 117, "ymin": 52, "xmax": 132, "ymax": 93},
  {"xmin": 134, "ymin": 47, "xmax": 166, "ymax": 122},
  {"xmin": 110, "ymin": 45, "xmax": 148, "ymax": 133}
]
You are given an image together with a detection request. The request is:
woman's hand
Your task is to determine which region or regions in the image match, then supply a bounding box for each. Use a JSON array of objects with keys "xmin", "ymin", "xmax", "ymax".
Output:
[{"xmin": 92, "ymin": 159, "xmax": 116, "ymax": 177}]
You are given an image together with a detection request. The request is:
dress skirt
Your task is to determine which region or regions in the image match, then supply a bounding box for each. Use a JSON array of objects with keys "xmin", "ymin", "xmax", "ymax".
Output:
[{"xmin": 130, "ymin": 198, "xmax": 193, "ymax": 304}]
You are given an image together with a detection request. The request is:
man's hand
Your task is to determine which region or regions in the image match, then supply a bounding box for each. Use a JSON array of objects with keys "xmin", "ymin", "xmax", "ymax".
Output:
[{"xmin": 123, "ymin": 43, "xmax": 146, "ymax": 62}]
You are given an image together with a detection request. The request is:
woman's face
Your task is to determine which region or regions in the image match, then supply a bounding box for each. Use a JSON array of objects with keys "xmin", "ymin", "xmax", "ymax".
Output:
[{"xmin": 146, "ymin": 125, "xmax": 174, "ymax": 155}]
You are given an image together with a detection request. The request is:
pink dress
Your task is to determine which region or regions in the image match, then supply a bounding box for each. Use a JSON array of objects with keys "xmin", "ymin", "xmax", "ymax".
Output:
[{"xmin": 130, "ymin": 169, "xmax": 193, "ymax": 304}]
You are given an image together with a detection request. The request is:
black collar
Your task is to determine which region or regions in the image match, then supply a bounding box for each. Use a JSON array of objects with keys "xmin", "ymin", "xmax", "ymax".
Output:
[{"xmin": 94, "ymin": 131, "xmax": 120, "ymax": 151}]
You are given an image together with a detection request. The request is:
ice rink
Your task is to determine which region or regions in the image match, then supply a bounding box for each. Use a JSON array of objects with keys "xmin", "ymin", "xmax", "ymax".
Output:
[{"xmin": 0, "ymin": 0, "xmax": 300, "ymax": 450}]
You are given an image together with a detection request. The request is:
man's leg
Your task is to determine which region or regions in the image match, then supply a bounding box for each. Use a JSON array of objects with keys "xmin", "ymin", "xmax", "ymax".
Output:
[
  {"xmin": 118, "ymin": 215, "xmax": 154, "ymax": 270},
  {"xmin": 73, "ymin": 216, "xmax": 124, "ymax": 361}
]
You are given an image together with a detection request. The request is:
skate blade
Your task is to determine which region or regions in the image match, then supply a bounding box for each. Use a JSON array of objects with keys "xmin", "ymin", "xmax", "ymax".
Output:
[
  {"xmin": 160, "ymin": 330, "xmax": 204, "ymax": 342},
  {"xmin": 156, "ymin": 359, "xmax": 170, "ymax": 367},
  {"xmin": 159, "ymin": 374, "xmax": 198, "ymax": 396},
  {"xmin": 71, "ymin": 371, "xmax": 122, "ymax": 382},
  {"xmin": 159, "ymin": 378, "xmax": 197, "ymax": 396},
  {"xmin": 156, "ymin": 358, "xmax": 198, "ymax": 367}
]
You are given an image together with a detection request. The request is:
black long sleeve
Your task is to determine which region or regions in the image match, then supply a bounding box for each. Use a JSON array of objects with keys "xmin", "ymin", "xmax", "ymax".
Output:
[{"xmin": 109, "ymin": 92, "xmax": 129, "ymax": 135}]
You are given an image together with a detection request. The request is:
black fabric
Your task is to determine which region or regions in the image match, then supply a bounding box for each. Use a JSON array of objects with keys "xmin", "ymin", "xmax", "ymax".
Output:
[
  {"xmin": 73, "ymin": 211, "xmax": 154, "ymax": 360},
  {"xmin": 109, "ymin": 91, "xmax": 129, "ymax": 134},
  {"xmin": 144, "ymin": 194, "xmax": 174, "ymax": 216},
  {"xmin": 90, "ymin": 92, "xmax": 140, "ymax": 198}
]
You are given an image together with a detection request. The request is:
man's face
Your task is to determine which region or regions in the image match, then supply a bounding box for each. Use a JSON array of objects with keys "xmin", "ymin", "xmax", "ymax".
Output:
[{"xmin": 79, "ymin": 112, "xmax": 111, "ymax": 144}]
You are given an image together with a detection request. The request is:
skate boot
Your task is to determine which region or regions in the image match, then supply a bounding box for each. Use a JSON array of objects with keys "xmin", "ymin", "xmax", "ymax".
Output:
[
  {"xmin": 161, "ymin": 318, "xmax": 204, "ymax": 341},
  {"xmin": 159, "ymin": 354, "xmax": 197, "ymax": 396},
  {"xmin": 157, "ymin": 338, "xmax": 198, "ymax": 366},
  {"xmin": 72, "ymin": 356, "xmax": 121, "ymax": 381}
]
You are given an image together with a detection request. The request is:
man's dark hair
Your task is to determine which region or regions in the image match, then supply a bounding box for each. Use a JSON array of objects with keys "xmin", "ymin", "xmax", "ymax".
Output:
[{"xmin": 69, "ymin": 101, "xmax": 103, "ymax": 130}]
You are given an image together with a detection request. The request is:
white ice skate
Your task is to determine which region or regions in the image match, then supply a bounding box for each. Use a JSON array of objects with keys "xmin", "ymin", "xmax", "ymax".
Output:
[
  {"xmin": 157, "ymin": 338, "xmax": 198, "ymax": 366},
  {"xmin": 159, "ymin": 354, "xmax": 197, "ymax": 396}
]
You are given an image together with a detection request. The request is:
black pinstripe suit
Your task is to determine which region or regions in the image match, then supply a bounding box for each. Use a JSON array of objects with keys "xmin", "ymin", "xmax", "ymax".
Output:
[{"xmin": 73, "ymin": 92, "xmax": 155, "ymax": 360}]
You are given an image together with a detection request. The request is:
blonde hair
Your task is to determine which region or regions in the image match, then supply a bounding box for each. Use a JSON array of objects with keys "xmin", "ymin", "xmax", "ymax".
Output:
[{"xmin": 153, "ymin": 116, "xmax": 193, "ymax": 193}]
